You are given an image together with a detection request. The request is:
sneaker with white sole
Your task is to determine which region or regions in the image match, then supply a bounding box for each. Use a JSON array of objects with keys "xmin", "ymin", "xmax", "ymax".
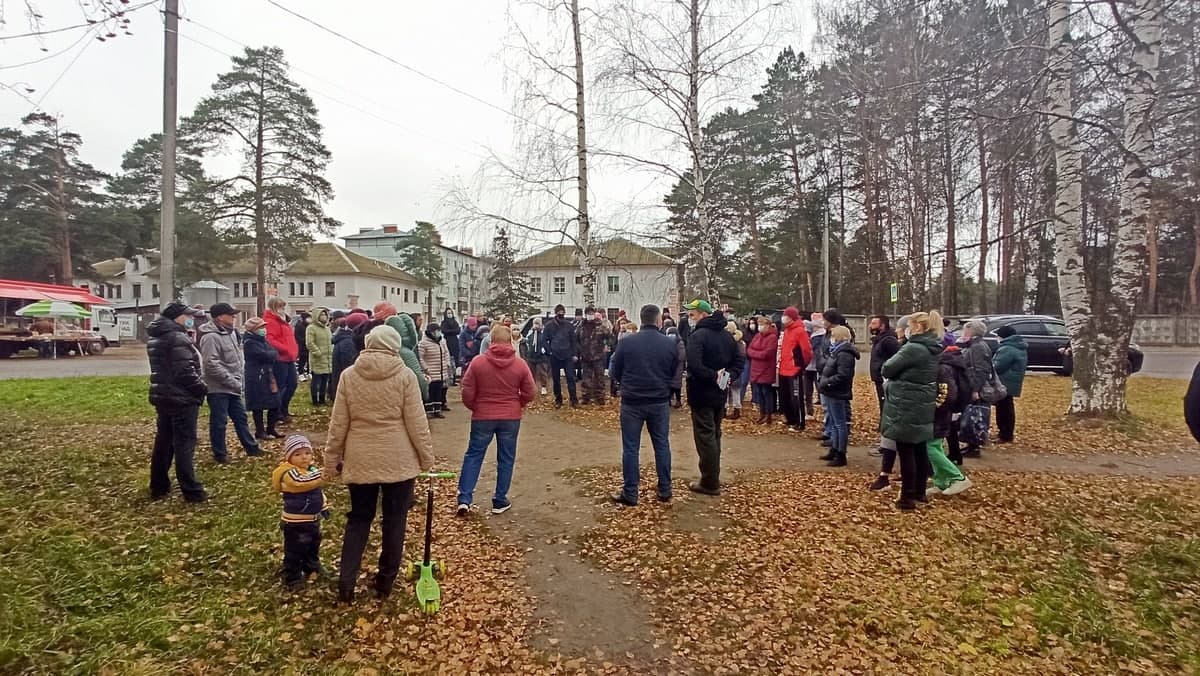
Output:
[
  {"xmin": 456, "ymin": 503, "xmax": 471, "ymax": 517},
  {"xmin": 942, "ymin": 477, "xmax": 972, "ymax": 496},
  {"xmin": 926, "ymin": 486, "xmax": 943, "ymax": 497},
  {"xmin": 540, "ymin": 387, "xmax": 548, "ymax": 396},
  {"xmin": 491, "ymin": 503, "xmax": 512, "ymax": 515}
]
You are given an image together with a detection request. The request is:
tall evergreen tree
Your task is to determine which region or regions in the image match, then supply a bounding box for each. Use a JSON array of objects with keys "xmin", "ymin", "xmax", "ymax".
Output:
[
  {"xmin": 184, "ymin": 46, "xmax": 338, "ymax": 314},
  {"xmin": 394, "ymin": 221, "xmax": 446, "ymax": 318},
  {"xmin": 485, "ymin": 228, "xmax": 539, "ymax": 319}
]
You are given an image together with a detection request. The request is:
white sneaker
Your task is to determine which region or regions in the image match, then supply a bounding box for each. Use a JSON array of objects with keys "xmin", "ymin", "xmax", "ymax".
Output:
[
  {"xmin": 456, "ymin": 503, "xmax": 471, "ymax": 517},
  {"xmin": 540, "ymin": 387, "xmax": 547, "ymax": 396},
  {"xmin": 491, "ymin": 503, "xmax": 511, "ymax": 515},
  {"xmin": 943, "ymin": 477, "xmax": 972, "ymax": 496},
  {"xmin": 926, "ymin": 486, "xmax": 943, "ymax": 497}
]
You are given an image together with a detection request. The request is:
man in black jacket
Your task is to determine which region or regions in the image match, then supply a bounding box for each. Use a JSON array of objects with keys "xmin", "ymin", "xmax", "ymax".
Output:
[
  {"xmin": 147, "ymin": 302, "xmax": 209, "ymax": 502},
  {"xmin": 609, "ymin": 305, "xmax": 679, "ymax": 506},
  {"xmin": 1186, "ymin": 360, "xmax": 1200, "ymax": 445},
  {"xmin": 684, "ymin": 299, "xmax": 745, "ymax": 496},
  {"xmin": 868, "ymin": 315, "xmax": 899, "ymax": 409},
  {"xmin": 542, "ymin": 304, "xmax": 580, "ymax": 408}
]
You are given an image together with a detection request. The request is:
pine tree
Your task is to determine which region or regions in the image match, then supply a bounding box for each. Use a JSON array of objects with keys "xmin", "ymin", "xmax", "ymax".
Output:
[
  {"xmin": 485, "ymin": 228, "xmax": 539, "ymax": 319},
  {"xmin": 184, "ymin": 46, "xmax": 338, "ymax": 314},
  {"xmin": 394, "ymin": 221, "xmax": 446, "ymax": 318}
]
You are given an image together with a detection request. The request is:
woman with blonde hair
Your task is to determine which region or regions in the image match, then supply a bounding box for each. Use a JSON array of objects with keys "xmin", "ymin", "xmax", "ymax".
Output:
[
  {"xmin": 326, "ymin": 324, "xmax": 434, "ymax": 603},
  {"xmin": 879, "ymin": 311, "xmax": 941, "ymax": 510}
]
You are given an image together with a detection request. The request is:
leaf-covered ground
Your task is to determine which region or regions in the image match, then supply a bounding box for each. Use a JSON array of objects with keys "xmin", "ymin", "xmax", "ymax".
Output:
[
  {"xmin": 1, "ymin": 376, "xmax": 1197, "ymax": 674},
  {"xmin": 558, "ymin": 376, "xmax": 1196, "ymax": 456}
]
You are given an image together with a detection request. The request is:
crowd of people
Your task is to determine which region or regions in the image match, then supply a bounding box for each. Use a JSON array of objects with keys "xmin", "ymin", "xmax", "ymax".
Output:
[{"xmin": 144, "ymin": 295, "xmax": 1030, "ymax": 599}]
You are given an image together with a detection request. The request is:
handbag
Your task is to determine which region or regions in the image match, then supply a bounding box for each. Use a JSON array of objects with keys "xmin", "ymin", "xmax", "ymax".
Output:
[
  {"xmin": 960, "ymin": 403, "xmax": 991, "ymax": 446},
  {"xmin": 980, "ymin": 371, "xmax": 1008, "ymax": 404}
]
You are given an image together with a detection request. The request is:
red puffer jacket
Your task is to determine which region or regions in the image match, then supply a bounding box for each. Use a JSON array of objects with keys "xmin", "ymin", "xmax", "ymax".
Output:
[
  {"xmin": 265, "ymin": 310, "xmax": 299, "ymax": 362},
  {"xmin": 778, "ymin": 321, "xmax": 812, "ymax": 377},
  {"xmin": 462, "ymin": 343, "xmax": 536, "ymax": 420},
  {"xmin": 746, "ymin": 327, "xmax": 779, "ymax": 384}
]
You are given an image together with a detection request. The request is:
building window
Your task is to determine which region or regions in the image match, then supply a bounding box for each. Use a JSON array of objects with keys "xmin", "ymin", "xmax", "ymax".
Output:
[
  {"xmin": 306, "ymin": 282, "xmax": 314, "ymax": 296},
  {"xmin": 529, "ymin": 277, "xmax": 542, "ymax": 295},
  {"xmin": 574, "ymin": 275, "xmax": 585, "ymax": 285},
  {"xmin": 381, "ymin": 285, "xmax": 387, "ymax": 299},
  {"xmin": 403, "ymin": 289, "xmax": 409, "ymax": 303},
  {"xmin": 132, "ymin": 283, "xmax": 142, "ymax": 299},
  {"xmin": 553, "ymin": 277, "xmax": 566, "ymax": 294},
  {"xmin": 152, "ymin": 283, "xmax": 159, "ymax": 298},
  {"xmin": 114, "ymin": 285, "xmax": 122, "ymax": 299},
  {"xmin": 325, "ymin": 281, "xmax": 336, "ymax": 297},
  {"xmin": 94, "ymin": 285, "xmax": 102, "ymax": 297},
  {"xmin": 251, "ymin": 283, "xmax": 258, "ymax": 297},
  {"xmin": 607, "ymin": 276, "xmax": 619, "ymax": 293},
  {"xmin": 131, "ymin": 258, "xmax": 139, "ymax": 271}
]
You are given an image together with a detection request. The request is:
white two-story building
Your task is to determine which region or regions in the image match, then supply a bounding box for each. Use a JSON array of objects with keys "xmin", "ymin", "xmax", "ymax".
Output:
[
  {"xmin": 341, "ymin": 224, "xmax": 488, "ymax": 317},
  {"xmin": 84, "ymin": 253, "xmax": 163, "ymax": 310},
  {"xmin": 515, "ymin": 238, "xmax": 683, "ymax": 320},
  {"xmin": 209, "ymin": 242, "xmax": 426, "ymax": 317}
]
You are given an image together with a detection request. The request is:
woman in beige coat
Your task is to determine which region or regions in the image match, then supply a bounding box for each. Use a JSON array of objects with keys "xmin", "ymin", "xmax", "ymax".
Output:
[
  {"xmin": 326, "ymin": 324, "xmax": 434, "ymax": 603},
  {"xmin": 418, "ymin": 323, "xmax": 454, "ymax": 418}
]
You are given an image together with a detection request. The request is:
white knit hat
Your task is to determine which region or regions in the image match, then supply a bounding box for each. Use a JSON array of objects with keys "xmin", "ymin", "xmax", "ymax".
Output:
[{"xmin": 283, "ymin": 434, "xmax": 312, "ymax": 461}]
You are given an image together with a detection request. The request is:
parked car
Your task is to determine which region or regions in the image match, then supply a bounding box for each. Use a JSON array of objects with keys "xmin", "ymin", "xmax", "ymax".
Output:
[{"xmin": 961, "ymin": 314, "xmax": 1144, "ymax": 375}]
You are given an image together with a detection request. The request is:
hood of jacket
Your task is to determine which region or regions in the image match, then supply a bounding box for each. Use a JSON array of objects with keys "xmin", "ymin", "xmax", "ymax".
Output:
[
  {"xmin": 384, "ymin": 314, "xmax": 420, "ymax": 350},
  {"xmin": 906, "ymin": 330, "xmax": 944, "ymax": 356},
  {"xmin": 197, "ymin": 319, "xmax": 233, "ymax": 339},
  {"xmin": 423, "ymin": 326, "xmax": 443, "ymax": 343},
  {"xmin": 696, "ymin": 313, "xmax": 728, "ymax": 333},
  {"xmin": 333, "ymin": 327, "xmax": 356, "ymax": 344},
  {"xmin": 313, "ymin": 307, "xmax": 330, "ymax": 326},
  {"xmin": 939, "ymin": 344, "xmax": 966, "ymax": 368},
  {"xmin": 999, "ymin": 334, "xmax": 1028, "ymax": 351},
  {"xmin": 830, "ymin": 341, "xmax": 861, "ymax": 359},
  {"xmin": 351, "ymin": 348, "xmax": 405, "ymax": 381},
  {"xmin": 483, "ymin": 342, "xmax": 518, "ymax": 368},
  {"xmin": 147, "ymin": 316, "xmax": 185, "ymax": 338}
]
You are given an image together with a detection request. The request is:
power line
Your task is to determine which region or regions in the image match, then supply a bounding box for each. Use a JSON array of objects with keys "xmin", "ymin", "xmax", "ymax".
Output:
[
  {"xmin": 0, "ymin": 0, "xmax": 157, "ymax": 41},
  {"xmin": 31, "ymin": 29, "xmax": 96, "ymax": 111},
  {"xmin": 0, "ymin": 25, "xmax": 98, "ymax": 71}
]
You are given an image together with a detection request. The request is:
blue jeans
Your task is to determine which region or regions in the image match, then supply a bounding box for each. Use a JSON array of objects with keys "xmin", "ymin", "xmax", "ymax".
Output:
[
  {"xmin": 206, "ymin": 393, "xmax": 260, "ymax": 460},
  {"xmin": 619, "ymin": 401, "xmax": 672, "ymax": 504},
  {"xmin": 825, "ymin": 397, "xmax": 849, "ymax": 453},
  {"xmin": 457, "ymin": 419, "xmax": 521, "ymax": 509}
]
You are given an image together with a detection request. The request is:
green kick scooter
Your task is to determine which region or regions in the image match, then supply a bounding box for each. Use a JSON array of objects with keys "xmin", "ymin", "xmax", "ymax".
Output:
[{"xmin": 404, "ymin": 471, "xmax": 456, "ymax": 615}]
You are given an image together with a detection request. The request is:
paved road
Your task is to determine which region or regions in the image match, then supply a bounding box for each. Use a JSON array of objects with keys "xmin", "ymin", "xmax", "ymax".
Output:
[{"xmin": 1, "ymin": 345, "xmax": 1197, "ymax": 381}]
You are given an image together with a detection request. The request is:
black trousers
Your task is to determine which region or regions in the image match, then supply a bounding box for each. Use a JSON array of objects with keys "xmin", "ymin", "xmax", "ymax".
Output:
[
  {"xmin": 339, "ymin": 481, "xmax": 414, "ymax": 594},
  {"xmin": 149, "ymin": 404, "xmax": 205, "ymax": 500},
  {"xmin": 896, "ymin": 441, "xmax": 929, "ymax": 501},
  {"xmin": 251, "ymin": 409, "xmax": 282, "ymax": 436},
  {"xmin": 802, "ymin": 371, "xmax": 818, "ymax": 415},
  {"xmin": 428, "ymin": 380, "xmax": 447, "ymax": 410},
  {"xmin": 310, "ymin": 372, "xmax": 330, "ymax": 405},
  {"xmin": 995, "ymin": 396, "xmax": 1016, "ymax": 441},
  {"xmin": 550, "ymin": 357, "xmax": 578, "ymax": 405},
  {"xmin": 947, "ymin": 420, "xmax": 963, "ymax": 465},
  {"xmin": 281, "ymin": 521, "xmax": 322, "ymax": 584},
  {"xmin": 779, "ymin": 375, "xmax": 805, "ymax": 428},
  {"xmin": 691, "ymin": 405, "xmax": 725, "ymax": 491}
]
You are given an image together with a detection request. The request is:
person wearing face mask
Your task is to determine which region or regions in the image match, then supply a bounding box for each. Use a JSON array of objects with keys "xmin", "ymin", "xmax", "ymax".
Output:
[
  {"xmin": 306, "ymin": 307, "xmax": 334, "ymax": 406},
  {"xmin": 265, "ymin": 296, "xmax": 300, "ymax": 424},
  {"xmin": 146, "ymin": 302, "xmax": 209, "ymax": 502},
  {"xmin": 418, "ymin": 322, "xmax": 453, "ymax": 418},
  {"xmin": 542, "ymin": 304, "xmax": 581, "ymax": 408},
  {"xmin": 197, "ymin": 302, "xmax": 262, "ymax": 463},
  {"xmin": 818, "ymin": 325, "xmax": 859, "ymax": 467},
  {"xmin": 441, "ymin": 308, "xmax": 462, "ymax": 371},
  {"xmin": 524, "ymin": 317, "xmax": 550, "ymax": 396},
  {"xmin": 244, "ymin": 317, "xmax": 283, "ymax": 440},
  {"xmin": 746, "ymin": 316, "xmax": 779, "ymax": 424},
  {"xmin": 577, "ymin": 307, "xmax": 613, "ymax": 405}
]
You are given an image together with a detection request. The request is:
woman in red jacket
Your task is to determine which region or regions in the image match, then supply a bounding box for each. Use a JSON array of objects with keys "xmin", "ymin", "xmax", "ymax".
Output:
[
  {"xmin": 456, "ymin": 324, "xmax": 536, "ymax": 516},
  {"xmin": 265, "ymin": 296, "xmax": 300, "ymax": 424},
  {"xmin": 746, "ymin": 317, "xmax": 779, "ymax": 424},
  {"xmin": 777, "ymin": 306, "xmax": 812, "ymax": 431}
]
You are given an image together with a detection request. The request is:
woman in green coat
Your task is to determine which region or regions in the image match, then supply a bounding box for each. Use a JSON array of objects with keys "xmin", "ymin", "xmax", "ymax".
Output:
[
  {"xmin": 306, "ymin": 307, "xmax": 334, "ymax": 405},
  {"xmin": 880, "ymin": 311, "xmax": 943, "ymax": 511},
  {"xmin": 992, "ymin": 325, "xmax": 1028, "ymax": 443}
]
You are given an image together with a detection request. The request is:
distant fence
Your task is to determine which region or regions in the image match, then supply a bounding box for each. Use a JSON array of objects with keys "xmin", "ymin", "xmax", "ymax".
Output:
[{"xmin": 835, "ymin": 314, "xmax": 1200, "ymax": 347}]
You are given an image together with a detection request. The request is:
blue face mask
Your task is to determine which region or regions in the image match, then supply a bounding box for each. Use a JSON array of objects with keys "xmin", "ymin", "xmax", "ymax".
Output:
[{"xmin": 184, "ymin": 317, "xmax": 195, "ymax": 329}]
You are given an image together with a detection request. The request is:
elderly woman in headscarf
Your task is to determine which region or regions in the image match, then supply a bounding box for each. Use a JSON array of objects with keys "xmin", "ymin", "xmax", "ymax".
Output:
[{"xmin": 327, "ymin": 324, "xmax": 434, "ymax": 604}]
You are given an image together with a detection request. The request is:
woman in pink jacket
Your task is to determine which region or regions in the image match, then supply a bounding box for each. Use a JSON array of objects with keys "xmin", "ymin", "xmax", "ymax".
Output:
[{"xmin": 456, "ymin": 324, "xmax": 536, "ymax": 516}]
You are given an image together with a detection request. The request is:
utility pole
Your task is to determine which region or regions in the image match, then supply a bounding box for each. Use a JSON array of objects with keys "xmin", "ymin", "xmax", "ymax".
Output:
[
  {"xmin": 159, "ymin": 0, "xmax": 179, "ymax": 309},
  {"xmin": 821, "ymin": 148, "xmax": 831, "ymax": 311}
]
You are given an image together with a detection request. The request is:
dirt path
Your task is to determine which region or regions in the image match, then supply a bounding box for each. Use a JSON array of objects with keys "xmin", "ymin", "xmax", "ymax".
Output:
[{"xmin": 425, "ymin": 393, "xmax": 1200, "ymax": 665}]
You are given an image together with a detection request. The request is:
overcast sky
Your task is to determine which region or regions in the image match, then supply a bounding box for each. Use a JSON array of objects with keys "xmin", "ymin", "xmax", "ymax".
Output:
[{"xmin": 1, "ymin": 0, "xmax": 812, "ymax": 255}]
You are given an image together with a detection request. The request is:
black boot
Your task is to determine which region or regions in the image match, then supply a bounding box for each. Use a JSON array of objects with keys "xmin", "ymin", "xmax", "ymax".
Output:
[
  {"xmin": 826, "ymin": 452, "xmax": 847, "ymax": 467},
  {"xmin": 819, "ymin": 450, "xmax": 835, "ymax": 461}
]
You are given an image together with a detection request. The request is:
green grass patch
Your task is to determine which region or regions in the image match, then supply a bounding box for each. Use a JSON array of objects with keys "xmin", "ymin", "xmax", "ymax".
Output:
[{"xmin": 0, "ymin": 376, "xmax": 148, "ymax": 422}]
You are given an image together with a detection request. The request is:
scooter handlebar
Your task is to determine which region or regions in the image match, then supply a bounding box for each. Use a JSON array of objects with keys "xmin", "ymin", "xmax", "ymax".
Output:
[{"xmin": 418, "ymin": 471, "xmax": 457, "ymax": 479}]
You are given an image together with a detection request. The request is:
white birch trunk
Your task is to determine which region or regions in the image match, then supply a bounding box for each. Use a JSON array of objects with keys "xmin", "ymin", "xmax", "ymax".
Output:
[{"xmin": 571, "ymin": 0, "xmax": 596, "ymax": 308}]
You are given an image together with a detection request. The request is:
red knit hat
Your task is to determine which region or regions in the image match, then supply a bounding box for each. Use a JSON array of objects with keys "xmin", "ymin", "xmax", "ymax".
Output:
[
  {"xmin": 372, "ymin": 302, "xmax": 398, "ymax": 321},
  {"xmin": 345, "ymin": 313, "xmax": 368, "ymax": 329},
  {"xmin": 783, "ymin": 307, "xmax": 801, "ymax": 321}
]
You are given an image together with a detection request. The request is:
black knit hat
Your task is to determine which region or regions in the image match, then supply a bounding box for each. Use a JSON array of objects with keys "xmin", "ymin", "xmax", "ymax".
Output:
[
  {"xmin": 162, "ymin": 302, "xmax": 201, "ymax": 320},
  {"xmin": 996, "ymin": 324, "xmax": 1017, "ymax": 338}
]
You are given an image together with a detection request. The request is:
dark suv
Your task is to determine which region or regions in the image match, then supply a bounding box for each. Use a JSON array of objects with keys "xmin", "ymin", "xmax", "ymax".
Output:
[{"xmin": 960, "ymin": 315, "xmax": 1144, "ymax": 375}]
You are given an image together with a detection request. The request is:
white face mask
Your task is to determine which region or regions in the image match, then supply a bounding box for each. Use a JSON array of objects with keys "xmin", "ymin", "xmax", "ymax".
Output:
[{"xmin": 904, "ymin": 327, "xmax": 914, "ymax": 340}]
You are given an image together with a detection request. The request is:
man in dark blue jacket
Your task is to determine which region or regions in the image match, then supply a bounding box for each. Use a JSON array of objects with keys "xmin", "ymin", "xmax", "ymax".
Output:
[
  {"xmin": 609, "ymin": 304, "xmax": 679, "ymax": 506},
  {"xmin": 541, "ymin": 304, "xmax": 580, "ymax": 408}
]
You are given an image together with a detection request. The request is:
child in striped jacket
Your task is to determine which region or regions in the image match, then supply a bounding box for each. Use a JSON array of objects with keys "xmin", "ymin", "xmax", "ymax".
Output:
[{"xmin": 271, "ymin": 434, "xmax": 329, "ymax": 591}]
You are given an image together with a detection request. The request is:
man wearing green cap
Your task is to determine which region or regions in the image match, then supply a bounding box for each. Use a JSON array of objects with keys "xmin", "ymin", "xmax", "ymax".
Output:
[{"xmin": 683, "ymin": 298, "xmax": 743, "ymax": 496}]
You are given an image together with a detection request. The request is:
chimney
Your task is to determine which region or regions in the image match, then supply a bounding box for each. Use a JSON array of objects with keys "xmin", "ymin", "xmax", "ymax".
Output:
[
  {"xmin": 432, "ymin": 231, "xmax": 442, "ymax": 245},
  {"xmin": 382, "ymin": 224, "xmax": 399, "ymax": 234}
]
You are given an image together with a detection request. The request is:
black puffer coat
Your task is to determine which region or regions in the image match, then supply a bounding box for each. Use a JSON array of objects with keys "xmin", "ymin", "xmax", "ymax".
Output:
[
  {"xmin": 243, "ymin": 331, "xmax": 280, "ymax": 412},
  {"xmin": 147, "ymin": 317, "xmax": 206, "ymax": 410},
  {"xmin": 819, "ymin": 342, "xmax": 860, "ymax": 401},
  {"xmin": 869, "ymin": 332, "xmax": 900, "ymax": 383},
  {"xmin": 685, "ymin": 313, "xmax": 744, "ymax": 409}
]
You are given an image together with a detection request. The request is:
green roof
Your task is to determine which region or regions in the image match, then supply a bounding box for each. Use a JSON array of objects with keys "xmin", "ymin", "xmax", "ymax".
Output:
[
  {"xmin": 516, "ymin": 238, "xmax": 681, "ymax": 268},
  {"xmin": 211, "ymin": 242, "xmax": 420, "ymax": 283}
]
